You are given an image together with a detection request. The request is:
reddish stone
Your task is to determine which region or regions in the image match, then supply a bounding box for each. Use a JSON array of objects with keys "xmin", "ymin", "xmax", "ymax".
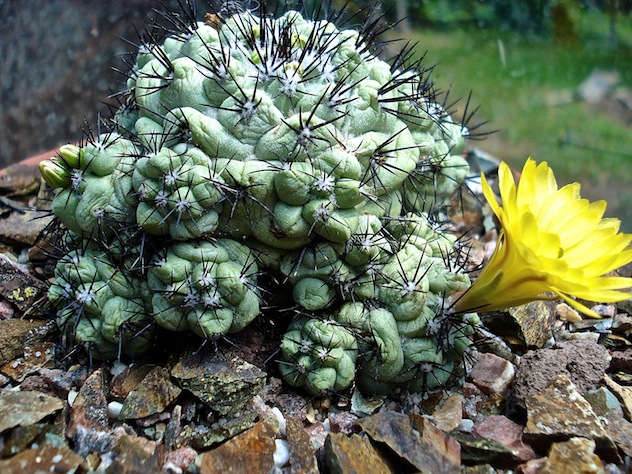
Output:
[
  {"xmin": 468, "ymin": 352, "xmax": 515, "ymax": 394},
  {"xmin": 472, "ymin": 415, "xmax": 536, "ymax": 461},
  {"xmin": 164, "ymin": 447, "xmax": 198, "ymax": 472}
]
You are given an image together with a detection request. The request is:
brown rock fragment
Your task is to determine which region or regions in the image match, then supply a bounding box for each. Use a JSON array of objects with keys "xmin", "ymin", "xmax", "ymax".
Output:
[
  {"xmin": 325, "ymin": 432, "xmax": 395, "ymax": 474},
  {"xmin": 0, "ymin": 389, "xmax": 63, "ymax": 433},
  {"xmin": 2, "ymin": 423, "xmax": 54, "ymax": 455},
  {"xmin": 0, "ymin": 342, "xmax": 55, "ymax": 382},
  {"xmin": 360, "ymin": 411, "xmax": 460, "ymax": 474},
  {"xmin": 540, "ymin": 438, "xmax": 604, "ymax": 474},
  {"xmin": 609, "ymin": 348, "xmax": 632, "ymax": 373},
  {"xmin": 67, "ymin": 368, "xmax": 109, "ymax": 439},
  {"xmin": 431, "ymin": 394, "xmax": 463, "ymax": 432},
  {"xmin": 0, "ymin": 318, "xmax": 51, "ymax": 365},
  {"xmin": 524, "ymin": 374, "xmax": 608, "ymax": 442},
  {"xmin": 286, "ymin": 417, "xmax": 319, "ymax": 474},
  {"xmin": 603, "ymin": 415, "xmax": 632, "ymax": 458},
  {"xmin": 0, "ymin": 442, "xmax": 83, "ymax": 474},
  {"xmin": 107, "ymin": 432, "xmax": 167, "ymax": 474},
  {"xmin": 508, "ymin": 300, "xmax": 557, "ymax": 347},
  {"xmin": 119, "ymin": 366, "xmax": 182, "ymax": 420},
  {"xmin": 410, "ymin": 415, "xmax": 462, "ymax": 472},
  {"xmin": 0, "ymin": 208, "xmax": 53, "ymax": 246},
  {"xmin": 196, "ymin": 420, "xmax": 277, "ymax": 474},
  {"xmin": 110, "ymin": 363, "xmax": 155, "ymax": 401}
]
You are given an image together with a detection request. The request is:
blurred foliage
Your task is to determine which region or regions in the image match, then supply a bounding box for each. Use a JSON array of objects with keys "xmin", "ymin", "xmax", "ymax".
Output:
[{"xmin": 408, "ymin": 0, "xmax": 632, "ymax": 37}]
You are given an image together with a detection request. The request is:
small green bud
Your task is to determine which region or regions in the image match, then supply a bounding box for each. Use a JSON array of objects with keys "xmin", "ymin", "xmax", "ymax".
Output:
[
  {"xmin": 40, "ymin": 158, "xmax": 71, "ymax": 188},
  {"xmin": 58, "ymin": 144, "xmax": 82, "ymax": 168}
]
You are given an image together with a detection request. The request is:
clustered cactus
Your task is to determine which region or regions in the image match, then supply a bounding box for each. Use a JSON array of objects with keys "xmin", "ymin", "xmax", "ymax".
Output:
[{"xmin": 41, "ymin": 3, "xmax": 480, "ymax": 396}]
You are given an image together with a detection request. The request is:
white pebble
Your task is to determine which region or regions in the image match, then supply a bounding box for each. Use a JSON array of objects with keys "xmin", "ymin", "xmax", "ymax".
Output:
[
  {"xmin": 162, "ymin": 461, "xmax": 183, "ymax": 474},
  {"xmin": 459, "ymin": 419, "xmax": 474, "ymax": 433},
  {"xmin": 323, "ymin": 418, "xmax": 331, "ymax": 431},
  {"xmin": 67, "ymin": 389, "xmax": 78, "ymax": 407},
  {"xmin": 51, "ymin": 454, "xmax": 63, "ymax": 463},
  {"xmin": 273, "ymin": 439, "xmax": 290, "ymax": 467},
  {"xmin": 108, "ymin": 401, "xmax": 124, "ymax": 419},
  {"xmin": 270, "ymin": 407, "xmax": 286, "ymax": 435},
  {"xmin": 110, "ymin": 360, "xmax": 128, "ymax": 376}
]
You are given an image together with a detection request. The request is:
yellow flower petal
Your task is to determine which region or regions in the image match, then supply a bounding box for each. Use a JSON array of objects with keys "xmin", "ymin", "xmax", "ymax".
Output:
[{"xmin": 456, "ymin": 158, "xmax": 632, "ymax": 318}]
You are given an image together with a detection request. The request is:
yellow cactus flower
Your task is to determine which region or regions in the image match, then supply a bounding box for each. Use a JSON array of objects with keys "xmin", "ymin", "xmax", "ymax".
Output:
[{"xmin": 455, "ymin": 158, "xmax": 632, "ymax": 318}]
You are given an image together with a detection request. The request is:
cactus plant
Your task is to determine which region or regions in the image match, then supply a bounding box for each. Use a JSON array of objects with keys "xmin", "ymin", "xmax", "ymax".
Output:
[{"xmin": 40, "ymin": 3, "xmax": 480, "ymax": 396}]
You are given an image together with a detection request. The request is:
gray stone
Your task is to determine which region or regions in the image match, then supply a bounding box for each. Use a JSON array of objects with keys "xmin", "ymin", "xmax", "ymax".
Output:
[
  {"xmin": 585, "ymin": 387, "xmax": 624, "ymax": 419},
  {"xmin": 510, "ymin": 340, "xmax": 610, "ymax": 409}
]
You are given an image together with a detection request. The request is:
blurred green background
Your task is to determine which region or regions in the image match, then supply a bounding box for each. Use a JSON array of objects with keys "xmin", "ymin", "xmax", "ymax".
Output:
[{"xmin": 1, "ymin": 0, "xmax": 630, "ymax": 227}]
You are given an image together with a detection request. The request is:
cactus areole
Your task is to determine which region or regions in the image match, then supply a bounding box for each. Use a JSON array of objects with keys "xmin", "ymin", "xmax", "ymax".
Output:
[{"xmin": 41, "ymin": 3, "xmax": 480, "ymax": 396}]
